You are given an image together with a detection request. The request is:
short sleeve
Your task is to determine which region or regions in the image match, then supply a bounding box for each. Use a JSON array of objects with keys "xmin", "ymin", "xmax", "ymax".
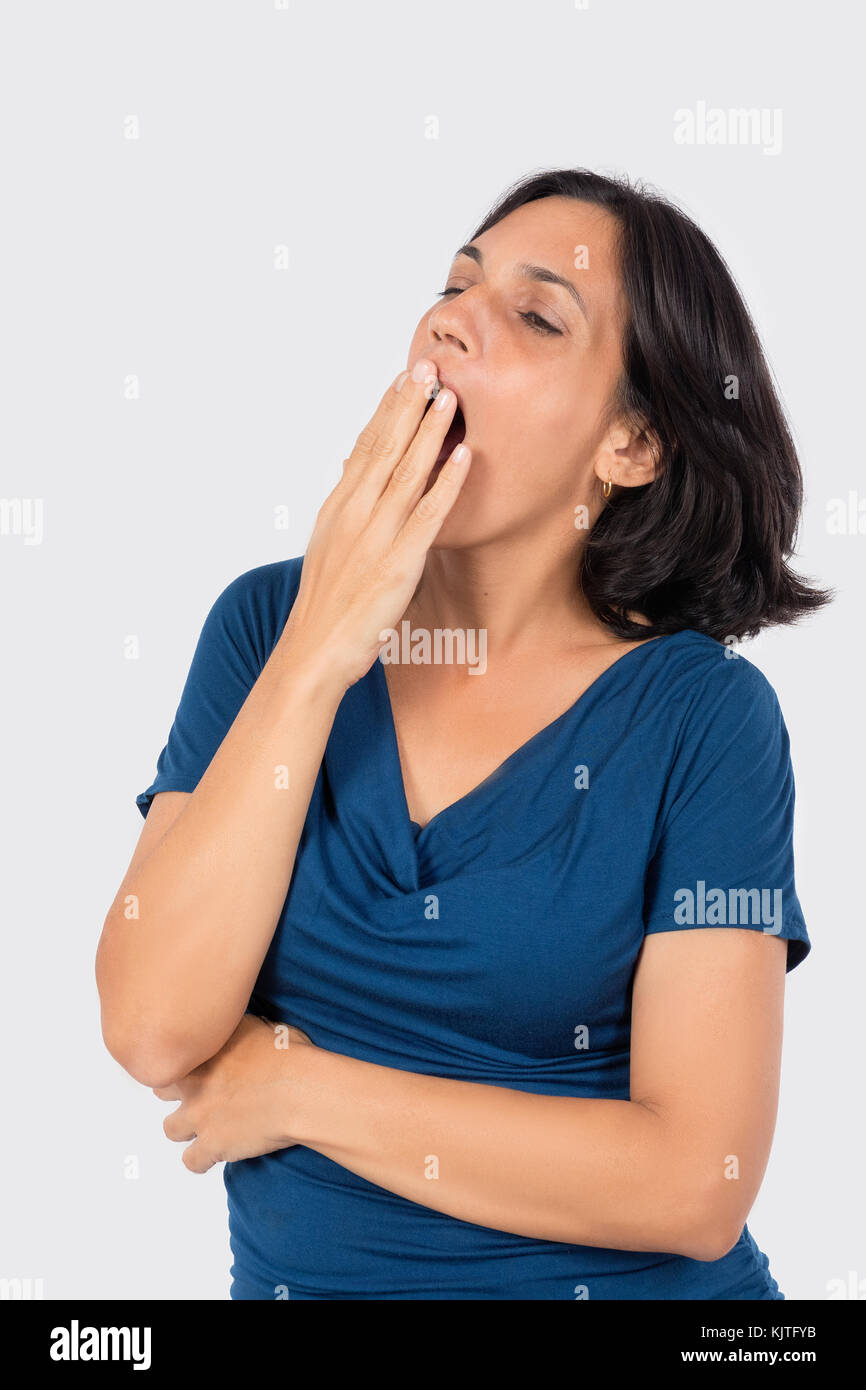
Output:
[
  {"xmin": 135, "ymin": 558, "xmax": 303, "ymax": 819},
  {"xmin": 643, "ymin": 657, "xmax": 811, "ymax": 972}
]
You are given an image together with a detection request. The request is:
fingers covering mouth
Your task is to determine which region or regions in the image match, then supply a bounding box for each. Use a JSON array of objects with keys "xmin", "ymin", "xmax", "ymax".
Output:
[
  {"xmin": 424, "ymin": 380, "xmax": 467, "ymax": 444},
  {"xmin": 433, "ymin": 403, "xmax": 467, "ymax": 467}
]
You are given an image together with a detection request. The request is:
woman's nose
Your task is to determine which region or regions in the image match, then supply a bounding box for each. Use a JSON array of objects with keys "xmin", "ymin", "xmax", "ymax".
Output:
[
  {"xmin": 432, "ymin": 325, "xmax": 468, "ymax": 352},
  {"xmin": 429, "ymin": 303, "xmax": 472, "ymax": 353}
]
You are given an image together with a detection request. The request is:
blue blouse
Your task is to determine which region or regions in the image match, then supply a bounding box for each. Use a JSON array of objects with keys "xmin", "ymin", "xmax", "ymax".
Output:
[{"xmin": 136, "ymin": 556, "xmax": 811, "ymax": 1300}]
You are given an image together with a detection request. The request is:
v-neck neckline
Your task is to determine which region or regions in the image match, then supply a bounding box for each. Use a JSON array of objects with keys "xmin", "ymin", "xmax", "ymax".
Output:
[{"xmin": 375, "ymin": 630, "xmax": 684, "ymax": 839}]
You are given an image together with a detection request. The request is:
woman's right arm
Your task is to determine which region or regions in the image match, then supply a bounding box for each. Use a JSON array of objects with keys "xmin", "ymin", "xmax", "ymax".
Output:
[
  {"xmin": 95, "ymin": 359, "xmax": 469, "ymax": 1089},
  {"xmin": 95, "ymin": 628, "xmax": 348, "ymax": 1089}
]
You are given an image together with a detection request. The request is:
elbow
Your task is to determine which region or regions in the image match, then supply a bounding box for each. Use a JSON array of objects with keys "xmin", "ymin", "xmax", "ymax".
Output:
[
  {"xmin": 681, "ymin": 1224, "xmax": 744, "ymax": 1265},
  {"xmin": 96, "ymin": 926, "xmax": 197, "ymax": 1088},
  {"xmin": 99, "ymin": 1017, "xmax": 190, "ymax": 1090},
  {"xmin": 676, "ymin": 1192, "xmax": 746, "ymax": 1264},
  {"xmin": 98, "ymin": 995, "xmax": 230, "ymax": 1088},
  {"xmin": 98, "ymin": 1000, "xmax": 225, "ymax": 1088},
  {"xmin": 627, "ymin": 1108, "xmax": 754, "ymax": 1263}
]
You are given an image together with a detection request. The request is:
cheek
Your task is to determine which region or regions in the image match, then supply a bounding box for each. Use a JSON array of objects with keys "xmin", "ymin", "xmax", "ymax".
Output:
[
  {"xmin": 527, "ymin": 358, "xmax": 615, "ymax": 469},
  {"xmin": 487, "ymin": 381, "xmax": 591, "ymax": 475}
]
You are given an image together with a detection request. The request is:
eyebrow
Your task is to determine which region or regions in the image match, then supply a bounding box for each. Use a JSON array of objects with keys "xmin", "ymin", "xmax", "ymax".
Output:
[{"xmin": 452, "ymin": 243, "xmax": 589, "ymax": 321}]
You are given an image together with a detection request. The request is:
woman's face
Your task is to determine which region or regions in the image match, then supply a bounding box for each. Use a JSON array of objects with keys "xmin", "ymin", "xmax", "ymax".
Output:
[{"xmin": 406, "ymin": 195, "xmax": 632, "ymax": 549}]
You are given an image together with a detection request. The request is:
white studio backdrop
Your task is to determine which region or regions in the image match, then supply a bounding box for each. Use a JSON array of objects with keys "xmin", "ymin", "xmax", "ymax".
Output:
[{"xmin": 1, "ymin": 0, "xmax": 861, "ymax": 1300}]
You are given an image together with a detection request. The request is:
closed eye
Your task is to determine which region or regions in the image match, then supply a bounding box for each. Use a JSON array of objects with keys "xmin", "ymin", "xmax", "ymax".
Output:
[{"xmin": 436, "ymin": 287, "xmax": 562, "ymax": 336}]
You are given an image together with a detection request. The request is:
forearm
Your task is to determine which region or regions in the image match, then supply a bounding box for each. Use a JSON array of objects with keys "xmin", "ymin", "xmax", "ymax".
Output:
[
  {"xmin": 291, "ymin": 1046, "xmax": 718, "ymax": 1259},
  {"xmin": 96, "ymin": 624, "xmax": 345, "ymax": 1083}
]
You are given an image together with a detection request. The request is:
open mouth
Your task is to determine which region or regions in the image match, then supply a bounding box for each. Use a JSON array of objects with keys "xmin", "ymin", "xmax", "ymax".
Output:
[
  {"xmin": 424, "ymin": 384, "xmax": 467, "ymax": 466},
  {"xmin": 435, "ymin": 403, "xmax": 466, "ymax": 465}
]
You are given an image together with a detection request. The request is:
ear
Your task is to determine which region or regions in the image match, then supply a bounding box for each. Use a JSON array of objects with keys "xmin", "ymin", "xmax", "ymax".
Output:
[{"xmin": 593, "ymin": 421, "xmax": 660, "ymax": 492}]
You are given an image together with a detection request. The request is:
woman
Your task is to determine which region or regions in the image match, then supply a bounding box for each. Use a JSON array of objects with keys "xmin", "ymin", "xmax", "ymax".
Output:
[{"xmin": 96, "ymin": 168, "xmax": 826, "ymax": 1300}]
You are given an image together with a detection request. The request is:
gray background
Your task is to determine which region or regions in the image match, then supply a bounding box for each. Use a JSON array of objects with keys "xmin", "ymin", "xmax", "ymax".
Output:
[{"xmin": 1, "ymin": 0, "xmax": 861, "ymax": 1299}]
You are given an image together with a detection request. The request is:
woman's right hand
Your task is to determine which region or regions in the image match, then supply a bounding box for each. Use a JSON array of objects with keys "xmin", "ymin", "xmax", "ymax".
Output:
[{"xmin": 279, "ymin": 357, "xmax": 472, "ymax": 692}]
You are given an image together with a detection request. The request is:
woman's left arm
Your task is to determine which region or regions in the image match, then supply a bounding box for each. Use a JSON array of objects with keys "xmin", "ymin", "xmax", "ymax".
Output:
[{"xmin": 158, "ymin": 927, "xmax": 787, "ymax": 1262}]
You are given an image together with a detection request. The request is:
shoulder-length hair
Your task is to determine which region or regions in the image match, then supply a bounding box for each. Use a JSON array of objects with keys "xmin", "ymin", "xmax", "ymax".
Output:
[{"xmin": 468, "ymin": 169, "xmax": 830, "ymax": 641}]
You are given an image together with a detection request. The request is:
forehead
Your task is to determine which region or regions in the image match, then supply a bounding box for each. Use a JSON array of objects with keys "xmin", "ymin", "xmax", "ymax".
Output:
[{"xmin": 472, "ymin": 196, "xmax": 624, "ymax": 318}]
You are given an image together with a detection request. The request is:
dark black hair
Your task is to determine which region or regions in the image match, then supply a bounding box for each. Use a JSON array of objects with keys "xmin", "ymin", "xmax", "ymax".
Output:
[{"xmin": 468, "ymin": 168, "xmax": 830, "ymax": 641}]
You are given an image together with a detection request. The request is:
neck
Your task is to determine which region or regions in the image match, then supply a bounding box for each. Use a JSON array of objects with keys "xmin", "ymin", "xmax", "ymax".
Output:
[{"xmin": 407, "ymin": 529, "xmax": 613, "ymax": 655}]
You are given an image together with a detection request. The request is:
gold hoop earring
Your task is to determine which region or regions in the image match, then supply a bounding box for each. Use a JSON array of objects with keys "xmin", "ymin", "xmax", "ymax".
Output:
[{"xmin": 602, "ymin": 475, "xmax": 612, "ymax": 499}]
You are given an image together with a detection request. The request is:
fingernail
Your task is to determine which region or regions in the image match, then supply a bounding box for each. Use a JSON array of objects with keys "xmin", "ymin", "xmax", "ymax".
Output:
[
  {"xmin": 433, "ymin": 387, "xmax": 453, "ymax": 411},
  {"xmin": 412, "ymin": 358, "xmax": 436, "ymax": 383},
  {"xmin": 395, "ymin": 370, "xmax": 410, "ymax": 393},
  {"xmin": 453, "ymin": 443, "xmax": 470, "ymax": 464}
]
